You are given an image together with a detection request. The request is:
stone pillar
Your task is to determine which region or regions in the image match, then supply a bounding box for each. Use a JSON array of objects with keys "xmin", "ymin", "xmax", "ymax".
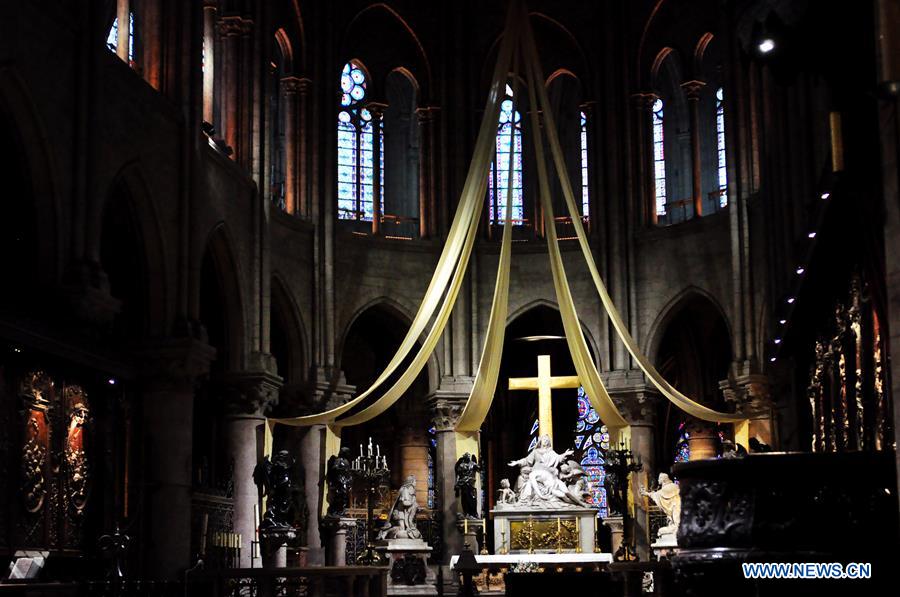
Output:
[
  {"xmin": 223, "ymin": 371, "xmax": 282, "ymax": 568},
  {"xmin": 399, "ymin": 426, "xmax": 430, "ymax": 494},
  {"xmin": 686, "ymin": 421, "xmax": 718, "ymax": 460},
  {"xmin": 217, "ymin": 16, "xmax": 242, "ymax": 159},
  {"xmin": 369, "ymin": 102, "xmax": 387, "ymax": 236},
  {"xmin": 321, "ymin": 516, "xmax": 356, "ymax": 566},
  {"xmin": 631, "ymin": 93, "xmax": 658, "ymax": 226},
  {"xmin": 296, "ymin": 78, "xmax": 311, "ymax": 219},
  {"xmin": 416, "ymin": 107, "xmax": 440, "ymax": 239},
  {"xmin": 202, "ymin": 1, "xmax": 217, "ymax": 124},
  {"xmin": 115, "ymin": 0, "xmax": 130, "ymax": 63},
  {"xmin": 427, "ymin": 385, "xmax": 470, "ymax": 574},
  {"xmin": 681, "ymin": 80, "xmax": 706, "ymax": 218},
  {"xmin": 280, "ymin": 77, "xmax": 301, "ymax": 215},
  {"xmin": 607, "ymin": 371, "xmax": 659, "ymax": 559},
  {"xmin": 137, "ymin": 339, "xmax": 215, "ymax": 580}
]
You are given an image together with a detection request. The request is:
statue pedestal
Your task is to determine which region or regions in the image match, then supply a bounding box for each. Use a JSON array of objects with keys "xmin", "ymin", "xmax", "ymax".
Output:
[
  {"xmin": 651, "ymin": 533, "xmax": 678, "ymax": 560},
  {"xmin": 378, "ymin": 538, "xmax": 437, "ymax": 596},
  {"xmin": 320, "ymin": 515, "xmax": 357, "ymax": 566},
  {"xmin": 455, "ymin": 517, "xmax": 486, "ymax": 554},
  {"xmin": 605, "ymin": 515, "xmax": 624, "ymax": 556},
  {"xmin": 490, "ymin": 508, "xmax": 595, "ymax": 554},
  {"xmin": 260, "ymin": 528, "xmax": 297, "ymax": 569}
]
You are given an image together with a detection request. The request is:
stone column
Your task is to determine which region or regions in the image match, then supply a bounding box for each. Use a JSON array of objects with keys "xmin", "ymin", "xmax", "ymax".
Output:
[
  {"xmin": 137, "ymin": 338, "xmax": 215, "ymax": 580},
  {"xmin": 321, "ymin": 516, "xmax": 356, "ymax": 566},
  {"xmin": 115, "ymin": 0, "xmax": 130, "ymax": 63},
  {"xmin": 399, "ymin": 426, "xmax": 430, "ymax": 493},
  {"xmin": 630, "ymin": 93, "xmax": 657, "ymax": 226},
  {"xmin": 217, "ymin": 16, "xmax": 243, "ymax": 159},
  {"xmin": 427, "ymin": 387, "xmax": 469, "ymax": 572},
  {"xmin": 681, "ymin": 80, "xmax": 706, "ymax": 218},
  {"xmin": 369, "ymin": 102, "xmax": 387, "ymax": 236},
  {"xmin": 296, "ymin": 78, "xmax": 311, "ymax": 219},
  {"xmin": 280, "ymin": 77, "xmax": 301, "ymax": 215},
  {"xmin": 416, "ymin": 107, "xmax": 441, "ymax": 239},
  {"xmin": 202, "ymin": 1, "xmax": 217, "ymax": 124},
  {"xmin": 223, "ymin": 371, "xmax": 282, "ymax": 568},
  {"xmin": 607, "ymin": 371, "xmax": 659, "ymax": 559}
]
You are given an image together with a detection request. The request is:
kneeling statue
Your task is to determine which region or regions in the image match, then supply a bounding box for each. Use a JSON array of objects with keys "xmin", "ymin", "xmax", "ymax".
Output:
[
  {"xmin": 378, "ymin": 475, "xmax": 423, "ymax": 540},
  {"xmin": 640, "ymin": 473, "xmax": 681, "ymax": 541}
]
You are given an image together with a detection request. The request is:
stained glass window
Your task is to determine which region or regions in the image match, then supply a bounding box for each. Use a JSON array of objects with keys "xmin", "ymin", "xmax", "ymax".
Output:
[
  {"xmin": 580, "ymin": 111, "xmax": 590, "ymax": 219},
  {"xmin": 488, "ymin": 84, "xmax": 523, "ymax": 225},
  {"xmin": 652, "ymin": 98, "xmax": 666, "ymax": 217},
  {"xmin": 574, "ymin": 387, "xmax": 610, "ymax": 518},
  {"xmin": 715, "ymin": 87, "xmax": 728, "ymax": 208},
  {"xmin": 674, "ymin": 421, "xmax": 690, "ymax": 463},
  {"xmin": 427, "ymin": 425, "xmax": 436, "ymax": 509},
  {"xmin": 106, "ymin": 11, "xmax": 135, "ymax": 64},
  {"xmin": 337, "ymin": 62, "xmax": 382, "ymax": 221}
]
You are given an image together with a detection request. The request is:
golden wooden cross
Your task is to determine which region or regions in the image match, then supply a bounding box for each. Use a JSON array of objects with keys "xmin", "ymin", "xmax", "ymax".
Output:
[{"xmin": 508, "ymin": 355, "xmax": 580, "ymax": 445}]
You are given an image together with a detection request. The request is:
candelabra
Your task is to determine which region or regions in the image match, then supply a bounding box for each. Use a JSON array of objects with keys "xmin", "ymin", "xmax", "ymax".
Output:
[
  {"xmin": 351, "ymin": 437, "xmax": 390, "ymax": 566},
  {"xmin": 606, "ymin": 439, "xmax": 643, "ymax": 561}
]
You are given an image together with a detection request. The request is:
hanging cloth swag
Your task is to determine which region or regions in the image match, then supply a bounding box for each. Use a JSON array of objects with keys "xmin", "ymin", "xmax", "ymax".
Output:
[{"xmin": 265, "ymin": 1, "xmax": 749, "ymax": 474}]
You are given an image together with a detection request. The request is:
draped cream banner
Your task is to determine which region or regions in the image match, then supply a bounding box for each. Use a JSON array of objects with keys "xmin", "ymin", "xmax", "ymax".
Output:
[
  {"xmin": 268, "ymin": 6, "xmax": 519, "ymax": 429},
  {"xmin": 520, "ymin": 14, "xmax": 748, "ymax": 431},
  {"xmin": 520, "ymin": 28, "xmax": 628, "ymax": 443}
]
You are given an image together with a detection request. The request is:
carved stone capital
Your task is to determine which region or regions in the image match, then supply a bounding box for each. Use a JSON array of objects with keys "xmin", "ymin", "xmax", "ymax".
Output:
[
  {"xmin": 217, "ymin": 15, "xmax": 253, "ymax": 37},
  {"xmin": 680, "ymin": 79, "xmax": 706, "ymax": 100},
  {"xmin": 415, "ymin": 106, "xmax": 440, "ymax": 124},
  {"xmin": 280, "ymin": 76, "xmax": 302, "ymax": 95},
  {"xmin": 426, "ymin": 376, "xmax": 474, "ymax": 431},
  {"xmin": 630, "ymin": 92, "xmax": 659, "ymax": 112},
  {"xmin": 135, "ymin": 338, "xmax": 217, "ymax": 391},
  {"xmin": 367, "ymin": 101, "xmax": 388, "ymax": 120},
  {"xmin": 604, "ymin": 370, "xmax": 660, "ymax": 426},
  {"xmin": 223, "ymin": 370, "xmax": 284, "ymax": 416},
  {"xmin": 719, "ymin": 374, "xmax": 772, "ymax": 416}
]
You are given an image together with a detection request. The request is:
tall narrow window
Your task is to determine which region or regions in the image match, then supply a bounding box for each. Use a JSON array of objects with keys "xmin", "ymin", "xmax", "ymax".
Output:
[
  {"xmin": 337, "ymin": 62, "xmax": 380, "ymax": 221},
  {"xmin": 652, "ymin": 98, "xmax": 666, "ymax": 217},
  {"xmin": 489, "ymin": 85, "xmax": 523, "ymax": 225},
  {"xmin": 715, "ymin": 87, "xmax": 728, "ymax": 208},
  {"xmin": 106, "ymin": 11, "xmax": 135, "ymax": 65},
  {"xmin": 580, "ymin": 111, "xmax": 590, "ymax": 218},
  {"xmin": 574, "ymin": 388, "xmax": 609, "ymax": 518}
]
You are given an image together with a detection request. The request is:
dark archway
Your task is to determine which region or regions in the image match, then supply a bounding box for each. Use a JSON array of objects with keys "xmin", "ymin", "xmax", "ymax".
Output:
[{"xmin": 654, "ymin": 293, "xmax": 732, "ymax": 468}]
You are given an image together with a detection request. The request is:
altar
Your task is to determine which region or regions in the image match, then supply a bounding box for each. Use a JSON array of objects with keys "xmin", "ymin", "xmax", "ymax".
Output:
[{"xmin": 490, "ymin": 507, "xmax": 598, "ymax": 554}]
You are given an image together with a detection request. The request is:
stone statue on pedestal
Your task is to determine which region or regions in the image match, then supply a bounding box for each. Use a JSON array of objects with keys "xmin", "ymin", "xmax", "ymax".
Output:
[
  {"xmin": 455, "ymin": 453, "xmax": 480, "ymax": 518},
  {"xmin": 640, "ymin": 472, "xmax": 681, "ymax": 541},
  {"xmin": 378, "ymin": 475, "xmax": 423, "ymax": 540},
  {"xmin": 325, "ymin": 446, "xmax": 353, "ymax": 516},
  {"xmin": 253, "ymin": 450, "xmax": 296, "ymax": 529},
  {"xmin": 507, "ymin": 434, "xmax": 591, "ymax": 509}
]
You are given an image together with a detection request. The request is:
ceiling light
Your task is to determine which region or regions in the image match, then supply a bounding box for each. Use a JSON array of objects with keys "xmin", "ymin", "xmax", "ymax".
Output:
[
  {"xmin": 787, "ymin": 297, "xmax": 795, "ymax": 304},
  {"xmin": 796, "ymin": 266, "xmax": 805, "ymax": 275},
  {"xmin": 774, "ymin": 338, "xmax": 782, "ymax": 344},
  {"xmin": 779, "ymin": 319, "xmax": 787, "ymax": 325},
  {"xmin": 758, "ymin": 38, "xmax": 775, "ymax": 54},
  {"xmin": 820, "ymin": 192, "xmax": 830, "ymax": 200},
  {"xmin": 808, "ymin": 231, "xmax": 816, "ymax": 239}
]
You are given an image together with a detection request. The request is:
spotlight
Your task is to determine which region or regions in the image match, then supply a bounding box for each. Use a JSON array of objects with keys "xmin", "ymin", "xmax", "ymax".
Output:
[
  {"xmin": 787, "ymin": 297, "xmax": 795, "ymax": 304},
  {"xmin": 774, "ymin": 338, "xmax": 782, "ymax": 344},
  {"xmin": 770, "ymin": 356, "xmax": 777, "ymax": 362},
  {"xmin": 796, "ymin": 266, "xmax": 805, "ymax": 275},
  {"xmin": 12, "ymin": 347, "xmax": 22, "ymax": 353},
  {"xmin": 779, "ymin": 319, "xmax": 787, "ymax": 325},
  {"xmin": 108, "ymin": 378, "xmax": 117, "ymax": 386},
  {"xmin": 758, "ymin": 38, "xmax": 776, "ymax": 54},
  {"xmin": 808, "ymin": 231, "xmax": 816, "ymax": 239},
  {"xmin": 820, "ymin": 192, "xmax": 830, "ymax": 200}
]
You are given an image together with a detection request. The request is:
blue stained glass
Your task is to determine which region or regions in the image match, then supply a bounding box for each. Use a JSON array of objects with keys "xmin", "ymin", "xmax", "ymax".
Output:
[
  {"xmin": 652, "ymin": 98, "xmax": 666, "ymax": 217},
  {"xmin": 580, "ymin": 111, "xmax": 590, "ymax": 218},
  {"xmin": 107, "ymin": 12, "xmax": 135, "ymax": 63},
  {"xmin": 716, "ymin": 87, "xmax": 728, "ymax": 208},
  {"xmin": 574, "ymin": 387, "xmax": 609, "ymax": 518},
  {"xmin": 530, "ymin": 419, "xmax": 540, "ymax": 435},
  {"xmin": 489, "ymin": 85, "xmax": 524, "ymax": 225},
  {"xmin": 674, "ymin": 421, "xmax": 691, "ymax": 464}
]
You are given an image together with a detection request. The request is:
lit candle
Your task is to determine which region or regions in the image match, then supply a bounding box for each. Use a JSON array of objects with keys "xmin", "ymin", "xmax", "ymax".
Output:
[
  {"xmin": 360, "ymin": 444, "xmax": 364, "ymax": 458},
  {"xmin": 238, "ymin": 533, "xmax": 242, "ymax": 549},
  {"xmin": 557, "ymin": 516, "xmax": 561, "ymax": 535},
  {"xmin": 376, "ymin": 444, "xmax": 380, "ymax": 457},
  {"xmin": 464, "ymin": 518, "xmax": 468, "ymax": 534}
]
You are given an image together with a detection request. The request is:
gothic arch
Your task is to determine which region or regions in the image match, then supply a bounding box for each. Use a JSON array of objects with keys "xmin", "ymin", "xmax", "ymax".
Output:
[
  {"xmin": 199, "ymin": 224, "xmax": 247, "ymax": 372},
  {"xmin": 342, "ymin": 4, "xmax": 432, "ymax": 101},
  {"xmin": 100, "ymin": 162, "xmax": 170, "ymax": 336},
  {"xmin": 338, "ymin": 297, "xmax": 440, "ymax": 393},
  {"xmin": 506, "ymin": 299, "xmax": 602, "ymax": 371},
  {"xmin": 270, "ymin": 273, "xmax": 309, "ymax": 384},
  {"xmin": 644, "ymin": 286, "xmax": 734, "ymax": 371},
  {"xmin": 0, "ymin": 67, "xmax": 61, "ymax": 283}
]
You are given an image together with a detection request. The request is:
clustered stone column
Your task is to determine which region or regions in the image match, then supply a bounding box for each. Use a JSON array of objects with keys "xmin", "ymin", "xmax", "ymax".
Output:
[
  {"xmin": 720, "ymin": 374, "xmax": 775, "ymax": 447},
  {"xmin": 216, "ymin": 15, "xmax": 253, "ymax": 164},
  {"xmin": 280, "ymin": 77, "xmax": 302, "ymax": 215},
  {"xmin": 416, "ymin": 106, "xmax": 440, "ymax": 239},
  {"xmin": 631, "ymin": 93, "xmax": 659, "ymax": 226},
  {"xmin": 368, "ymin": 102, "xmax": 387, "ymax": 236}
]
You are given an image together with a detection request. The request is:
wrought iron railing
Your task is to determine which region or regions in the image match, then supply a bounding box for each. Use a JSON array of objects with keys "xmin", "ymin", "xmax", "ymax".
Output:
[{"xmin": 343, "ymin": 513, "xmax": 443, "ymax": 565}]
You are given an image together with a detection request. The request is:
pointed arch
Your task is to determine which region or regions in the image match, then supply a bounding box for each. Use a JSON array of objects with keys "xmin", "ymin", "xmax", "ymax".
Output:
[
  {"xmin": 0, "ymin": 67, "xmax": 61, "ymax": 283},
  {"xmin": 200, "ymin": 224, "xmax": 247, "ymax": 372},
  {"xmin": 506, "ymin": 299, "xmax": 602, "ymax": 371},
  {"xmin": 644, "ymin": 286, "xmax": 734, "ymax": 366},
  {"xmin": 270, "ymin": 273, "xmax": 308, "ymax": 384}
]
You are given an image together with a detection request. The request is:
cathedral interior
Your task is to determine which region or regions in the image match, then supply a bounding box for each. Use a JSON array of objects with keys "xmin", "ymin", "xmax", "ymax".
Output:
[{"xmin": 1, "ymin": 0, "xmax": 899, "ymax": 595}]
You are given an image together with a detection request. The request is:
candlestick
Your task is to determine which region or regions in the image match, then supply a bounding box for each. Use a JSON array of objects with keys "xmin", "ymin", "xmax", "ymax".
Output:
[
  {"xmin": 200, "ymin": 513, "xmax": 209, "ymax": 556},
  {"xmin": 575, "ymin": 518, "xmax": 582, "ymax": 553},
  {"xmin": 464, "ymin": 518, "xmax": 468, "ymax": 535},
  {"xmin": 556, "ymin": 517, "xmax": 562, "ymax": 553}
]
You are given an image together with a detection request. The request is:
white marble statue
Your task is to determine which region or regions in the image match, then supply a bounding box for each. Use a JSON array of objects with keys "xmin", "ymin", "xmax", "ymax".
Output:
[
  {"xmin": 379, "ymin": 475, "xmax": 423, "ymax": 540},
  {"xmin": 507, "ymin": 434, "xmax": 591, "ymax": 509},
  {"xmin": 640, "ymin": 472, "xmax": 681, "ymax": 541},
  {"xmin": 495, "ymin": 478, "xmax": 517, "ymax": 508}
]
